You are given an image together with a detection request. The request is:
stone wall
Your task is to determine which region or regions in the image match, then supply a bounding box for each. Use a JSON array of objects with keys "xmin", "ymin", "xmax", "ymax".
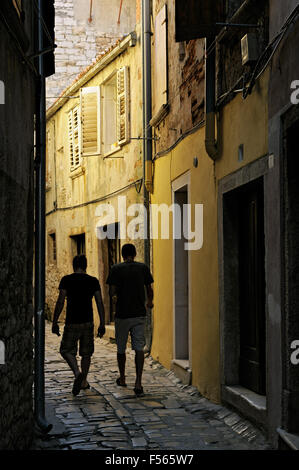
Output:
[
  {"xmin": 151, "ymin": 0, "xmax": 206, "ymax": 158},
  {"xmin": 46, "ymin": 0, "xmax": 137, "ymax": 108},
  {"xmin": 0, "ymin": 2, "xmax": 36, "ymax": 449}
]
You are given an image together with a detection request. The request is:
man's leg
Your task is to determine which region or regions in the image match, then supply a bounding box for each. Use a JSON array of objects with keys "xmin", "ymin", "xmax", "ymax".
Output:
[
  {"xmin": 60, "ymin": 326, "xmax": 80, "ymax": 378},
  {"xmin": 61, "ymin": 351, "xmax": 80, "ymax": 378},
  {"xmin": 135, "ymin": 350, "xmax": 144, "ymax": 390},
  {"xmin": 81, "ymin": 356, "xmax": 91, "ymax": 388},
  {"xmin": 79, "ymin": 323, "xmax": 94, "ymax": 388},
  {"xmin": 131, "ymin": 317, "xmax": 146, "ymax": 392},
  {"xmin": 115, "ymin": 318, "xmax": 129, "ymax": 385},
  {"xmin": 117, "ymin": 353, "xmax": 126, "ymax": 385}
]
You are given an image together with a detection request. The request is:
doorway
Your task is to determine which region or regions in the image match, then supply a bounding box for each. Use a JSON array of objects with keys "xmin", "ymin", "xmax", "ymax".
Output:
[
  {"xmin": 238, "ymin": 178, "xmax": 266, "ymax": 394},
  {"xmin": 97, "ymin": 222, "xmax": 120, "ymax": 324},
  {"xmin": 222, "ymin": 177, "xmax": 266, "ymax": 395},
  {"xmin": 173, "ymin": 181, "xmax": 190, "ymax": 364}
]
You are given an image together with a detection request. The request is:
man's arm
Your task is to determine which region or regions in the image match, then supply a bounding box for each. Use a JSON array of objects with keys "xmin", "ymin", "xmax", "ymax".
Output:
[
  {"xmin": 52, "ymin": 289, "xmax": 66, "ymax": 336},
  {"xmin": 146, "ymin": 284, "xmax": 154, "ymax": 309},
  {"xmin": 94, "ymin": 289, "xmax": 106, "ymax": 338}
]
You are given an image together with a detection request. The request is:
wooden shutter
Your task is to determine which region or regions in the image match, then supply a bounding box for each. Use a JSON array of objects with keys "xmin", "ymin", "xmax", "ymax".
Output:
[
  {"xmin": 117, "ymin": 67, "xmax": 130, "ymax": 146},
  {"xmin": 154, "ymin": 5, "xmax": 168, "ymax": 116},
  {"xmin": 80, "ymin": 86, "xmax": 101, "ymax": 156},
  {"xmin": 68, "ymin": 105, "xmax": 80, "ymax": 169}
]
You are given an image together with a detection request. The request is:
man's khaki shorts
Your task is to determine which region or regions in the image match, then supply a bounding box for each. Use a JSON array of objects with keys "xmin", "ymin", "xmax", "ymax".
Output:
[
  {"xmin": 60, "ymin": 322, "xmax": 94, "ymax": 357},
  {"xmin": 115, "ymin": 316, "xmax": 146, "ymax": 354}
]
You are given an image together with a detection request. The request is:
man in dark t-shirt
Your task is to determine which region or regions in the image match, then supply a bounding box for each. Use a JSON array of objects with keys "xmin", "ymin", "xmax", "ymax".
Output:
[
  {"xmin": 52, "ymin": 255, "xmax": 106, "ymax": 395},
  {"xmin": 106, "ymin": 243, "xmax": 154, "ymax": 396}
]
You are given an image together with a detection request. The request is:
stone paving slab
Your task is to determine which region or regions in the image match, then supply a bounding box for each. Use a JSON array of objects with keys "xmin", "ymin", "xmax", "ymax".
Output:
[{"xmin": 32, "ymin": 322, "xmax": 272, "ymax": 451}]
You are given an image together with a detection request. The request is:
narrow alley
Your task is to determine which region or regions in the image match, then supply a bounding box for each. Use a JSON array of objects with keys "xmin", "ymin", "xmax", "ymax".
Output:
[
  {"xmin": 33, "ymin": 323, "xmax": 270, "ymax": 451},
  {"xmin": 2, "ymin": 0, "xmax": 299, "ymax": 453}
]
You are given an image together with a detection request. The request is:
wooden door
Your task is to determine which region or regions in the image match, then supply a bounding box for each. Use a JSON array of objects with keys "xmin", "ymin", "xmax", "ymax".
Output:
[{"xmin": 238, "ymin": 178, "xmax": 266, "ymax": 395}]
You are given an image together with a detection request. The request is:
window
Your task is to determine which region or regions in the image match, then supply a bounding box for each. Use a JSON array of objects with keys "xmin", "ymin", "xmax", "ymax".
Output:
[
  {"xmin": 68, "ymin": 69, "xmax": 130, "ymax": 168},
  {"xmin": 68, "ymin": 106, "xmax": 80, "ymax": 170},
  {"xmin": 101, "ymin": 68, "xmax": 130, "ymax": 154},
  {"xmin": 48, "ymin": 232, "xmax": 57, "ymax": 265},
  {"xmin": 102, "ymin": 74, "xmax": 117, "ymax": 154},
  {"xmin": 70, "ymin": 233, "xmax": 86, "ymax": 256}
]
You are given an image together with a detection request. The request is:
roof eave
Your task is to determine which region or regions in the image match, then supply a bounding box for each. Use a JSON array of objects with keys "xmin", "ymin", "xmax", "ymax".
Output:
[{"xmin": 46, "ymin": 31, "xmax": 136, "ymax": 120}]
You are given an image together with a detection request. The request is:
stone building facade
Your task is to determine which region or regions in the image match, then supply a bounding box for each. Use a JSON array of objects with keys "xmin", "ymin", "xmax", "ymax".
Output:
[
  {"xmin": 46, "ymin": 0, "xmax": 137, "ymax": 108},
  {"xmin": 45, "ymin": 23, "xmax": 144, "ymax": 342},
  {"xmin": 0, "ymin": 0, "xmax": 37, "ymax": 450}
]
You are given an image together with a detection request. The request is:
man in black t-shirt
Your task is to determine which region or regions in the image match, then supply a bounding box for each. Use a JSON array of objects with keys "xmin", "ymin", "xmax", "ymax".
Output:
[
  {"xmin": 52, "ymin": 255, "xmax": 106, "ymax": 396},
  {"xmin": 106, "ymin": 244, "xmax": 154, "ymax": 396}
]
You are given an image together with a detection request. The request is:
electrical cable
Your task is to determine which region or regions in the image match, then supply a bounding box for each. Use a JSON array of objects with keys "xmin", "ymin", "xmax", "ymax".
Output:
[
  {"xmin": 45, "ymin": 178, "xmax": 143, "ymax": 216},
  {"xmin": 0, "ymin": 9, "xmax": 38, "ymax": 76}
]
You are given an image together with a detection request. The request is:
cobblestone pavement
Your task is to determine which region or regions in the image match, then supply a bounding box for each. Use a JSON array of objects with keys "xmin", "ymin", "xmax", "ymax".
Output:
[{"xmin": 33, "ymin": 322, "xmax": 272, "ymax": 451}]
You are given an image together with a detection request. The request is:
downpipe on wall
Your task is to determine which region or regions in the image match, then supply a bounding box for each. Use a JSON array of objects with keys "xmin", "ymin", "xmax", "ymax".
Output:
[
  {"xmin": 34, "ymin": 0, "xmax": 52, "ymax": 434},
  {"xmin": 205, "ymin": 36, "xmax": 218, "ymax": 160},
  {"xmin": 142, "ymin": 0, "xmax": 153, "ymax": 353},
  {"xmin": 142, "ymin": 0, "xmax": 152, "ymax": 266}
]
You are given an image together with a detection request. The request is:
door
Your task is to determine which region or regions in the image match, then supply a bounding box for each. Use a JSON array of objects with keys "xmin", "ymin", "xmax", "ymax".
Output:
[
  {"xmin": 174, "ymin": 187, "xmax": 189, "ymax": 361},
  {"xmin": 238, "ymin": 178, "xmax": 266, "ymax": 395},
  {"xmin": 107, "ymin": 223, "xmax": 120, "ymax": 323}
]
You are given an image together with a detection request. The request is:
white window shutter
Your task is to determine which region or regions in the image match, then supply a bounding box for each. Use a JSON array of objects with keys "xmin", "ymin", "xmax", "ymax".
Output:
[
  {"xmin": 73, "ymin": 106, "xmax": 80, "ymax": 166},
  {"xmin": 68, "ymin": 105, "xmax": 81, "ymax": 169},
  {"xmin": 80, "ymin": 86, "xmax": 101, "ymax": 156},
  {"xmin": 68, "ymin": 110, "xmax": 74, "ymax": 167},
  {"xmin": 117, "ymin": 67, "xmax": 130, "ymax": 146}
]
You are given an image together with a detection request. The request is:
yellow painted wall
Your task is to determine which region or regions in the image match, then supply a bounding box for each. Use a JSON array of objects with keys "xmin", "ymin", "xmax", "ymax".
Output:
[{"xmin": 150, "ymin": 70, "xmax": 269, "ymax": 403}]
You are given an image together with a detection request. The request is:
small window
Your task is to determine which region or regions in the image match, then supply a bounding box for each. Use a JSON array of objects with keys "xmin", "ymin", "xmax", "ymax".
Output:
[
  {"xmin": 101, "ymin": 67, "xmax": 130, "ymax": 154},
  {"xmin": 102, "ymin": 74, "xmax": 118, "ymax": 154},
  {"xmin": 48, "ymin": 232, "xmax": 57, "ymax": 265},
  {"xmin": 68, "ymin": 106, "xmax": 80, "ymax": 170},
  {"xmin": 70, "ymin": 233, "xmax": 86, "ymax": 257}
]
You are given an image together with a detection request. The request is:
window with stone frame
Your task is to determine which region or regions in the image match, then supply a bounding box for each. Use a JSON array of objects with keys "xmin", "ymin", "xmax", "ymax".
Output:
[
  {"xmin": 48, "ymin": 232, "xmax": 57, "ymax": 265},
  {"xmin": 101, "ymin": 67, "xmax": 130, "ymax": 155},
  {"xmin": 78, "ymin": 69, "xmax": 130, "ymax": 158}
]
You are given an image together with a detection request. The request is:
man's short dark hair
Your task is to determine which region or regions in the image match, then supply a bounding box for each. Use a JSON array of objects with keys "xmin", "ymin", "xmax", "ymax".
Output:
[
  {"xmin": 73, "ymin": 254, "xmax": 87, "ymax": 271},
  {"xmin": 121, "ymin": 243, "xmax": 136, "ymax": 259}
]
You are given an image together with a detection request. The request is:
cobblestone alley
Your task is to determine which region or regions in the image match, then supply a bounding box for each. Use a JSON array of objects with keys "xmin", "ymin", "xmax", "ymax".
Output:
[{"xmin": 32, "ymin": 322, "xmax": 272, "ymax": 451}]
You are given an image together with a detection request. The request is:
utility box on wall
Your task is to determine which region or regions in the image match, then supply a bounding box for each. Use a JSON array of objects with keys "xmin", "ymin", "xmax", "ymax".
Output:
[{"xmin": 241, "ymin": 33, "xmax": 259, "ymax": 65}]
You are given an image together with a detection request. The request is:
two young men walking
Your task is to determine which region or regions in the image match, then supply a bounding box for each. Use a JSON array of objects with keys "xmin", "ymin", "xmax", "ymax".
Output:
[{"xmin": 52, "ymin": 244, "xmax": 153, "ymax": 397}]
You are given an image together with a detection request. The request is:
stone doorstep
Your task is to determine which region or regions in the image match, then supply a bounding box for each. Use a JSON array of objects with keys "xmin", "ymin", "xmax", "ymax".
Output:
[
  {"xmin": 171, "ymin": 360, "xmax": 192, "ymax": 386},
  {"xmin": 277, "ymin": 428, "xmax": 299, "ymax": 450}
]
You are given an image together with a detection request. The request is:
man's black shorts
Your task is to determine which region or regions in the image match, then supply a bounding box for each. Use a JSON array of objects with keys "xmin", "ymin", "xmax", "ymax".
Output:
[{"xmin": 60, "ymin": 322, "xmax": 94, "ymax": 357}]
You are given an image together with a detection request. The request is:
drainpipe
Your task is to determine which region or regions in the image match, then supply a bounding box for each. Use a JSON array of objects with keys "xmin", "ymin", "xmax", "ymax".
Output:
[
  {"xmin": 205, "ymin": 36, "xmax": 218, "ymax": 160},
  {"xmin": 34, "ymin": 0, "xmax": 52, "ymax": 433},
  {"xmin": 142, "ymin": 0, "xmax": 152, "ymax": 267},
  {"xmin": 142, "ymin": 0, "xmax": 153, "ymax": 353}
]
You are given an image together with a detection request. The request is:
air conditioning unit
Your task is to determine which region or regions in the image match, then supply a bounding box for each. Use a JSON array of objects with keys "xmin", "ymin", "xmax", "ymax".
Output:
[{"xmin": 241, "ymin": 33, "xmax": 259, "ymax": 66}]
